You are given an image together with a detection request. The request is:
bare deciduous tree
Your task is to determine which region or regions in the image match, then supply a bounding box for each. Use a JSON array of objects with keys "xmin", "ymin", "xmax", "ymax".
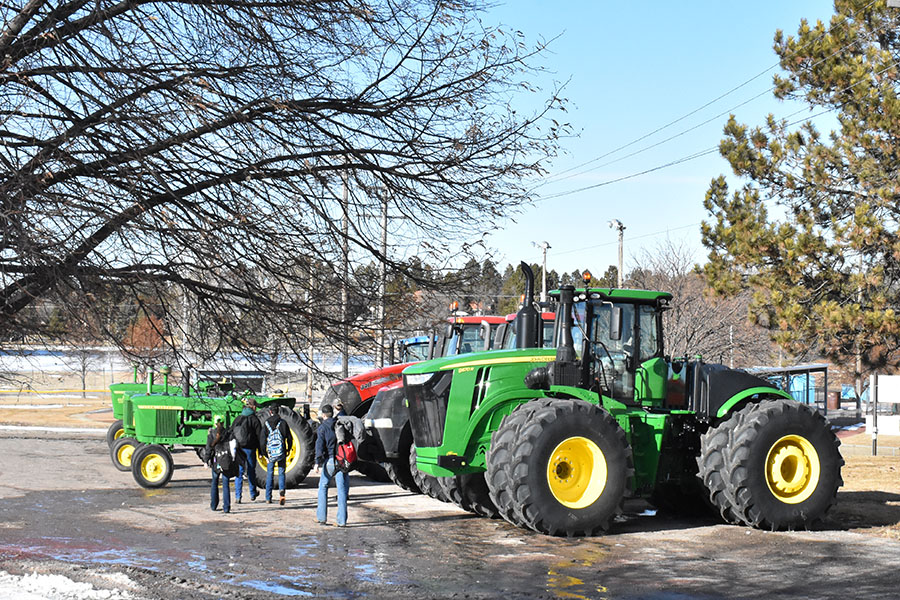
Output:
[
  {"xmin": 629, "ymin": 238, "xmax": 780, "ymax": 368},
  {"xmin": 0, "ymin": 0, "xmax": 564, "ymax": 370}
]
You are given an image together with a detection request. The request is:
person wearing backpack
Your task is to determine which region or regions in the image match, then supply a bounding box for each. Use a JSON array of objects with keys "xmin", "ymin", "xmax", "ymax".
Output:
[
  {"xmin": 205, "ymin": 416, "xmax": 238, "ymax": 514},
  {"xmin": 233, "ymin": 397, "xmax": 262, "ymax": 504},
  {"xmin": 264, "ymin": 408, "xmax": 292, "ymax": 506},
  {"xmin": 314, "ymin": 404, "xmax": 349, "ymax": 526}
]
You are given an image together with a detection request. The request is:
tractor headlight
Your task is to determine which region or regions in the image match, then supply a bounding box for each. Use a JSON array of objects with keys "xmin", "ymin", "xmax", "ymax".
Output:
[{"xmin": 405, "ymin": 371, "xmax": 437, "ymax": 386}]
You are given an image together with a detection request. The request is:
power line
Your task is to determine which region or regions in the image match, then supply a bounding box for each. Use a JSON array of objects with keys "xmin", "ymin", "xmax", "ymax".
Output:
[{"xmin": 534, "ymin": 1, "xmax": 883, "ymax": 188}]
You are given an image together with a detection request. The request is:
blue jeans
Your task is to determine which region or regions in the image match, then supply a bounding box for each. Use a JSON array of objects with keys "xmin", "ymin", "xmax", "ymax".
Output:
[
  {"xmin": 210, "ymin": 468, "xmax": 231, "ymax": 513},
  {"xmin": 265, "ymin": 456, "xmax": 286, "ymax": 501},
  {"xmin": 236, "ymin": 448, "xmax": 258, "ymax": 501},
  {"xmin": 317, "ymin": 458, "xmax": 349, "ymax": 525}
]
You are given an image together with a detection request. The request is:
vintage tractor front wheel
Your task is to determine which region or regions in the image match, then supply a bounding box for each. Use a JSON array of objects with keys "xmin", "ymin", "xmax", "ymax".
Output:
[
  {"xmin": 131, "ymin": 444, "xmax": 174, "ymax": 488},
  {"xmin": 722, "ymin": 399, "xmax": 843, "ymax": 530},
  {"xmin": 110, "ymin": 436, "xmax": 140, "ymax": 471},
  {"xmin": 106, "ymin": 419, "xmax": 125, "ymax": 448},
  {"xmin": 488, "ymin": 398, "xmax": 632, "ymax": 536},
  {"xmin": 254, "ymin": 406, "xmax": 315, "ymax": 489}
]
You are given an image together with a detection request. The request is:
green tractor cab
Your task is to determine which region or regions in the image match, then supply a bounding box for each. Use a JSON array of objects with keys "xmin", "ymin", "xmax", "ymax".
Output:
[{"xmin": 404, "ymin": 284, "xmax": 843, "ymax": 536}]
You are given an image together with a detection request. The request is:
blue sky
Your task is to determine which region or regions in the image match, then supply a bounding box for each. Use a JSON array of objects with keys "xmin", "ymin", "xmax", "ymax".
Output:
[{"xmin": 482, "ymin": 1, "xmax": 836, "ymax": 276}]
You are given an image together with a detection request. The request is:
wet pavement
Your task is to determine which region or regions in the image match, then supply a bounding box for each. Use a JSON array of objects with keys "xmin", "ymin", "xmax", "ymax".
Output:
[{"xmin": 1, "ymin": 430, "xmax": 899, "ymax": 599}]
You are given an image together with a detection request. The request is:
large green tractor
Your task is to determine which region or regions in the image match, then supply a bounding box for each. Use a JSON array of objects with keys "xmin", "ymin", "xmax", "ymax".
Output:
[
  {"xmin": 108, "ymin": 371, "xmax": 314, "ymax": 490},
  {"xmin": 404, "ymin": 284, "xmax": 843, "ymax": 536}
]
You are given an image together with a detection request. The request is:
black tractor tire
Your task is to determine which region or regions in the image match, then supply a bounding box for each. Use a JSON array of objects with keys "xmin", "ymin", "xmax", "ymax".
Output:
[
  {"xmin": 383, "ymin": 424, "xmax": 421, "ymax": 493},
  {"xmin": 440, "ymin": 472, "xmax": 499, "ymax": 518},
  {"xmin": 106, "ymin": 419, "xmax": 125, "ymax": 448},
  {"xmin": 353, "ymin": 460, "xmax": 391, "ymax": 482},
  {"xmin": 131, "ymin": 444, "xmax": 175, "ymax": 488},
  {"xmin": 409, "ymin": 442, "xmax": 451, "ymax": 503},
  {"xmin": 720, "ymin": 399, "xmax": 843, "ymax": 530},
  {"xmin": 486, "ymin": 400, "xmax": 551, "ymax": 523},
  {"xmin": 110, "ymin": 436, "xmax": 140, "ymax": 472},
  {"xmin": 697, "ymin": 415, "xmax": 742, "ymax": 524},
  {"xmin": 486, "ymin": 398, "xmax": 632, "ymax": 537},
  {"xmin": 254, "ymin": 405, "xmax": 315, "ymax": 489}
]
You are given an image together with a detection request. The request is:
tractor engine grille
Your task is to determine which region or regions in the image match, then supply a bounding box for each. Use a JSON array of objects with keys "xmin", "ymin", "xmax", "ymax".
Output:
[
  {"xmin": 155, "ymin": 409, "xmax": 179, "ymax": 437},
  {"xmin": 406, "ymin": 370, "xmax": 453, "ymax": 449}
]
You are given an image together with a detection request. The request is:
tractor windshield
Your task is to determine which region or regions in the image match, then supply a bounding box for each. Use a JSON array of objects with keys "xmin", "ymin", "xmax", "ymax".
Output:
[
  {"xmin": 442, "ymin": 322, "xmax": 501, "ymax": 356},
  {"xmin": 581, "ymin": 299, "xmax": 663, "ymax": 400}
]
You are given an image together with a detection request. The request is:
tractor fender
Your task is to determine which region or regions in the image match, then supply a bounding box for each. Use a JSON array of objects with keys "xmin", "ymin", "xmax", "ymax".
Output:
[
  {"xmin": 453, "ymin": 384, "xmax": 601, "ymax": 471},
  {"xmin": 715, "ymin": 386, "xmax": 794, "ymax": 419}
]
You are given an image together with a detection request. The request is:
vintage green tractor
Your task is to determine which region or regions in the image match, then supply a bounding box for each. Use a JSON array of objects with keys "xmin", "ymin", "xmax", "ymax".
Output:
[
  {"xmin": 403, "ymin": 283, "xmax": 844, "ymax": 536},
  {"xmin": 108, "ymin": 371, "xmax": 314, "ymax": 489}
]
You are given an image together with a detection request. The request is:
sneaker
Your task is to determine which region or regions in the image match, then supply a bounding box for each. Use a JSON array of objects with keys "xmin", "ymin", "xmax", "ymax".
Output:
[
  {"xmin": 236, "ymin": 498, "xmax": 242, "ymax": 504},
  {"xmin": 250, "ymin": 494, "xmax": 258, "ymax": 501},
  {"xmin": 267, "ymin": 499, "xmax": 272, "ymax": 504},
  {"xmin": 336, "ymin": 523, "xmax": 346, "ymax": 527},
  {"xmin": 279, "ymin": 496, "xmax": 285, "ymax": 506},
  {"xmin": 315, "ymin": 520, "xmax": 326, "ymax": 525}
]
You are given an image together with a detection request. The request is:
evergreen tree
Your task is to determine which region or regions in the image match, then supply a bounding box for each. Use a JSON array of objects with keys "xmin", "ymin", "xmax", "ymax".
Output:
[{"xmin": 702, "ymin": 1, "xmax": 900, "ymax": 383}]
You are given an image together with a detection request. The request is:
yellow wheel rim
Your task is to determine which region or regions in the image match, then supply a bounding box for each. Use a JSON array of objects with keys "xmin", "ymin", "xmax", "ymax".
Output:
[
  {"xmin": 117, "ymin": 443, "xmax": 135, "ymax": 467},
  {"xmin": 546, "ymin": 436, "xmax": 607, "ymax": 509},
  {"xmin": 113, "ymin": 428, "xmax": 124, "ymax": 441},
  {"xmin": 765, "ymin": 434, "xmax": 820, "ymax": 504},
  {"xmin": 140, "ymin": 453, "xmax": 168, "ymax": 483}
]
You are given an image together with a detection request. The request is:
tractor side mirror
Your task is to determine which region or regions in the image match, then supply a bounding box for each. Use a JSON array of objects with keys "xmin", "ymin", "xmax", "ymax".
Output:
[
  {"xmin": 480, "ymin": 320, "xmax": 492, "ymax": 350},
  {"xmin": 610, "ymin": 306, "xmax": 623, "ymax": 341}
]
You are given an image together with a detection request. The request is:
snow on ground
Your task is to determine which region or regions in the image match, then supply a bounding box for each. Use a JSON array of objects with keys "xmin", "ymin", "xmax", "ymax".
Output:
[{"xmin": 0, "ymin": 571, "xmax": 137, "ymax": 600}]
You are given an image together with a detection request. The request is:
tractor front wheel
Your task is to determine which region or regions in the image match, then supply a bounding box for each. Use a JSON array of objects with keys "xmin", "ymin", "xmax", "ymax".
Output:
[
  {"xmin": 409, "ymin": 443, "xmax": 451, "ymax": 503},
  {"xmin": 106, "ymin": 419, "xmax": 125, "ymax": 448},
  {"xmin": 132, "ymin": 444, "xmax": 174, "ymax": 488},
  {"xmin": 110, "ymin": 437, "xmax": 140, "ymax": 471},
  {"xmin": 486, "ymin": 398, "xmax": 632, "ymax": 537},
  {"xmin": 722, "ymin": 399, "xmax": 843, "ymax": 530},
  {"xmin": 440, "ymin": 472, "xmax": 499, "ymax": 518},
  {"xmin": 383, "ymin": 424, "xmax": 420, "ymax": 493}
]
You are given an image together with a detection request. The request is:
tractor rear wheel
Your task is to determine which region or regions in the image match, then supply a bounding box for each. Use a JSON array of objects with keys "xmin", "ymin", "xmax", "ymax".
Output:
[
  {"xmin": 409, "ymin": 442, "xmax": 451, "ymax": 503},
  {"xmin": 106, "ymin": 419, "xmax": 125, "ymax": 448},
  {"xmin": 254, "ymin": 405, "xmax": 315, "ymax": 489},
  {"xmin": 487, "ymin": 398, "xmax": 632, "ymax": 537},
  {"xmin": 722, "ymin": 399, "xmax": 843, "ymax": 530},
  {"xmin": 132, "ymin": 444, "xmax": 174, "ymax": 488},
  {"xmin": 383, "ymin": 424, "xmax": 420, "ymax": 493},
  {"xmin": 110, "ymin": 436, "xmax": 140, "ymax": 471}
]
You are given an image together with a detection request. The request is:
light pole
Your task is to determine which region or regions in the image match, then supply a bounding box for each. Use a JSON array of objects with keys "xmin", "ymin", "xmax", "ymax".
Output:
[
  {"xmin": 608, "ymin": 219, "xmax": 625, "ymax": 288},
  {"xmin": 532, "ymin": 241, "xmax": 551, "ymax": 303}
]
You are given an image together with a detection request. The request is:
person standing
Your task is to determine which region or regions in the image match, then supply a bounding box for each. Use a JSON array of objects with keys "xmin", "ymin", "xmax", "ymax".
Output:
[
  {"xmin": 264, "ymin": 408, "xmax": 292, "ymax": 505},
  {"xmin": 233, "ymin": 397, "xmax": 261, "ymax": 503},
  {"xmin": 315, "ymin": 404, "xmax": 349, "ymax": 526},
  {"xmin": 206, "ymin": 416, "xmax": 233, "ymax": 514}
]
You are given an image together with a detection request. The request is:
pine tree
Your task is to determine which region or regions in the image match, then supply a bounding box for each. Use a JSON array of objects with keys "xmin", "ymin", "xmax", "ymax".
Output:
[{"xmin": 702, "ymin": 1, "xmax": 900, "ymax": 384}]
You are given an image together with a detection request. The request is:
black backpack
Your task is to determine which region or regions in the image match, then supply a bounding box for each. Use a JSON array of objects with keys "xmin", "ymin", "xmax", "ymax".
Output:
[
  {"xmin": 233, "ymin": 416, "xmax": 252, "ymax": 447},
  {"xmin": 213, "ymin": 434, "xmax": 240, "ymax": 478}
]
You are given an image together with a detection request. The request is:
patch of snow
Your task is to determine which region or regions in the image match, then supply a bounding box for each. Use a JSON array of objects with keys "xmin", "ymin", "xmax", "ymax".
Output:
[{"xmin": 0, "ymin": 571, "xmax": 135, "ymax": 600}]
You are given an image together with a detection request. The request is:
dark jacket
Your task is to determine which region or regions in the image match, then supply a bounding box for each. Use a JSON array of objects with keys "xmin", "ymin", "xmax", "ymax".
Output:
[
  {"xmin": 315, "ymin": 417, "xmax": 337, "ymax": 467},
  {"xmin": 264, "ymin": 413, "xmax": 292, "ymax": 457},
  {"xmin": 232, "ymin": 411, "xmax": 262, "ymax": 451}
]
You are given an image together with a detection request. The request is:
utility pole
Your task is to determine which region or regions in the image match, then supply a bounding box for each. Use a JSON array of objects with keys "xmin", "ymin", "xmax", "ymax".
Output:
[
  {"xmin": 341, "ymin": 172, "xmax": 349, "ymax": 379},
  {"xmin": 608, "ymin": 219, "xmax": 625, "ymax": 287},
  {"xmin": 531, "ymin": 241, "xmax": 551, "ymax": 303},
  {"xmin": 377, "ymin": 190, "xmax": 388, "ymax": 368}
]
